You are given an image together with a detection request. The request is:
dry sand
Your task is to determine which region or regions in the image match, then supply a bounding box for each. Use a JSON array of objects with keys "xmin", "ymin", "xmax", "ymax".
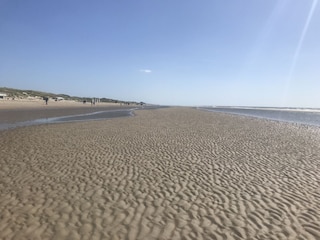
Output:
[
  {"xmin": 0, "ymin": 99, "xmax": 104, "ymax": 109},
  {"xmin": 1, "ymin": 107, "xmax": 320, "ymax": 240}
]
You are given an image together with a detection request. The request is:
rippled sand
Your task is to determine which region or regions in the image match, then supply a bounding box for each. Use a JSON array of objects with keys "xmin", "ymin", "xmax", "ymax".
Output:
[{"xmin": 1, "ymin": 107, "xmax": 320, "ymax": 239}]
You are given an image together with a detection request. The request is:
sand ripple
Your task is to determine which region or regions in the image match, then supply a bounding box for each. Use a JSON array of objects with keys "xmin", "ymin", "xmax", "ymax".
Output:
[{"xmin": 1, "ymin": 108, "xmax": 320, "ymax": 239}]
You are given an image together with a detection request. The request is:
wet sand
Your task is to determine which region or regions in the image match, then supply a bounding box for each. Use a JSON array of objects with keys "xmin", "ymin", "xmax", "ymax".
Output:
[
  {"xmin": 0, "ymin": 101, "xmax": 134, "ymax": 124},
  {"xmin": 1, "ymin": 107, "xmax": 320, "ymax": 239}
]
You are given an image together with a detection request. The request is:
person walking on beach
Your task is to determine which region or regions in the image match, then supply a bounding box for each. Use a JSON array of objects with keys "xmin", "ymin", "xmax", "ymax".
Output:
[{"xmin": 44, "ymin": 97, "xmax": 48, "ymax": 105}]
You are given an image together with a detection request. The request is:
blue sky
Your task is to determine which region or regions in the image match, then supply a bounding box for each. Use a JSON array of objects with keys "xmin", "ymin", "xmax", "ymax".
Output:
[{"xmin": 1, "ymin": 0, "xmax": 319, "ymax": 107}]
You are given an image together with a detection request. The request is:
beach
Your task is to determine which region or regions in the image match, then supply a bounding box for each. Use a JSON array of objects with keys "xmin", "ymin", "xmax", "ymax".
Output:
[
  {"xmin": 1, "ymin": 107, "xmax": 320, "ymax": 239},
  {"xmin": 0, "ymin": 100, "xmax": 134, "ymax": 124}
]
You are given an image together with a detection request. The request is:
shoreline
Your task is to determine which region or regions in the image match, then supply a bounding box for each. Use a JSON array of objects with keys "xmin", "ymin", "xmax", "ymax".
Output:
[
  {"xmin": 0, "ymin": 100, "xmax": 138, "ymax": 124},
  {"xmin": 1, "ymin": 107, "xmax": 320, "ymax": 239},
  {"xmin": 199, "ymin": 107, "xmax": 320, "ymax": 127},
  {"xmin": 0, "ymin": 108, "xmax": 137, "ymax": 131}
]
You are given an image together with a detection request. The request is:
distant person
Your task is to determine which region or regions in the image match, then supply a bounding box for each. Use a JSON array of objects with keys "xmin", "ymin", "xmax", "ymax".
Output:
[{"xmin": 44, "ymin": 97, "xmax": 48, "ymax": 105}]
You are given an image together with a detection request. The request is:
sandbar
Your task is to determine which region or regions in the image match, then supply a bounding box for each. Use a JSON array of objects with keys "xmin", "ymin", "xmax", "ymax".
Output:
[{"xmin": 1, "ymin": 107, "xmax": 320, "ymax": 239}]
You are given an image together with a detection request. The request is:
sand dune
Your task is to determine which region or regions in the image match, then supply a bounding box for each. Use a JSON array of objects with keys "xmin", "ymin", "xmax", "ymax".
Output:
[{"xmin": 1, "ymin": 107, "xmax": 320, "ymax": 239}]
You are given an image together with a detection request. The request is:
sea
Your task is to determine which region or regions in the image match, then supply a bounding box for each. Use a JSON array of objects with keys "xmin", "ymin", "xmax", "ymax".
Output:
[{"xmin": 199, "ymin": 107, "xmax": 320, "ymax": 127}]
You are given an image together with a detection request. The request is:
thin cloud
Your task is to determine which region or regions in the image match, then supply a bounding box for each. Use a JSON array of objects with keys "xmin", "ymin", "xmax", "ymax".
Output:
[{"xmin": 140, "ymin": 69, "xmax": 152, "ymax": 73}]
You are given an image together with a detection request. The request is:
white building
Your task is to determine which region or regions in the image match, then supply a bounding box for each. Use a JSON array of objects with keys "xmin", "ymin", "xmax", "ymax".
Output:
[
  {"xmin": 0, "ymin": 93, "xmax": 7, "ymax": 99},
  {"xmin": 54, "ymin": 97, "xmax": 64, "ymax": 101}
]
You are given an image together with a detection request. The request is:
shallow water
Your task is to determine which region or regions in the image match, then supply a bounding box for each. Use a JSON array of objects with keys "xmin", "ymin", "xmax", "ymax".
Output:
[
  {"xmin": 0, "ymin": 105, "xmax": 167, "ymax": 131},
  {"xmin": 200, "ymin": 107, "xmax": 320, "ymax": 127},
  {"xmin": 0, "ymin": 109, "xmax": 135, "ymax": 130}
]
